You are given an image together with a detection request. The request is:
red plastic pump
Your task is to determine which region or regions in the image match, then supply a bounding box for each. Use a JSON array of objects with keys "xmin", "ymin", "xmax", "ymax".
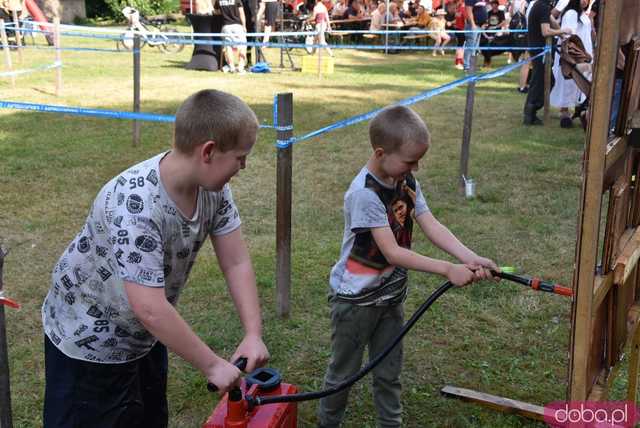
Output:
[{"xmin": 203, "ymin": 367, "xmax": 298, "ymax": 428}]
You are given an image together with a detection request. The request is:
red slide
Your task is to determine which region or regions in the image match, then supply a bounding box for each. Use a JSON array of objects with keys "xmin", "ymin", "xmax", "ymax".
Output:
[
  {"xmin": 25, "ymin": 0, "xmax": 50, "ymax": 32},
  {"xmin": 24, "ymin": 0, "xmax": 53, "ymax": 44}
]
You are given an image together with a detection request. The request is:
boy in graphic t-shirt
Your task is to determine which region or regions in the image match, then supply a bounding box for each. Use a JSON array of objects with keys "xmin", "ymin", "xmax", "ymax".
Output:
[
  {"xmin": 42, "ymin": 90, "xmax": 269, "ymax": 428},
  {"xmin": 317, "ymin": 106, "xmax": 498, "ymax": 428}
]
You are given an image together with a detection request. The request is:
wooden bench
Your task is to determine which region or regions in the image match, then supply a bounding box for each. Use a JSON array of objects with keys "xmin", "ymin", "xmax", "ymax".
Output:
[{"xmin": 402, "ymin": 34, "xmax": 431, "ymax": 46}]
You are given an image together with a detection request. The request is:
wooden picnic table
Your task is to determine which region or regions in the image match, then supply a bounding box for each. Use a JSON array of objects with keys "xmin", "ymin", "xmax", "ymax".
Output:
[{"xmin": 329, "ymin": 17, "xmax": 371, "ymax": 26}]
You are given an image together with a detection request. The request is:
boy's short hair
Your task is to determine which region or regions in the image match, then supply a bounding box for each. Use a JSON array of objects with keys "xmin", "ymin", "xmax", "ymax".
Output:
[
  {"xmin": 369, "ymin": 106, "xmax": 430, "ymax": 153},
  {"xmin": 174, "ymin": 89, "xmax": 259, "ymax": 154}
]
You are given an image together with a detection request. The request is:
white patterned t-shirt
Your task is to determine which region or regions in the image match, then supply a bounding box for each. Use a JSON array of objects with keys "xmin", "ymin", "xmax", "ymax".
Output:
[{"xmin": 42, "ymin": 152, "xmax": 241, "ymax": 363}]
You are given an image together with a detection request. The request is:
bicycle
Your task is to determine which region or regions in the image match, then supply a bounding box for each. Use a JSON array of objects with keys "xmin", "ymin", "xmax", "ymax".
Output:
[
  {"xmin": 116, "ymin": 7, "xmax": 185, "ymax": 54},
  {"xmin": 280, "ymin": 12, "xmax": 316, "ymax": 55}
]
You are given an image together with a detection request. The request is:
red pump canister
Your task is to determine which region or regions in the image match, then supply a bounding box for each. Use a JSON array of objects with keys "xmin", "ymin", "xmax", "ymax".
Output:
[{"xmin": 203, "ymin": 371, "xmax": 298, "ymax": 428}]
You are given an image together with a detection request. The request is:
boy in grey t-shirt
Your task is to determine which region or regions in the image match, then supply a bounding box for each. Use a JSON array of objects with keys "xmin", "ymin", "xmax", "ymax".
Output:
[
  {"xmin": 317, "ymin": 106, "xmax": 498, "ymax": 428},
  {"xmin": 42, "ymin": 90, "xmax": 269, "ymax": 428}
]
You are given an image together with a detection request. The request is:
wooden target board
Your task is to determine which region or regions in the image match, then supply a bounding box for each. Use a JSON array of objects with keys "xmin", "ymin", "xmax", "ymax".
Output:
[{"xmin": 568, "ymin": 0, "xmax": 640, "ymax": 402}]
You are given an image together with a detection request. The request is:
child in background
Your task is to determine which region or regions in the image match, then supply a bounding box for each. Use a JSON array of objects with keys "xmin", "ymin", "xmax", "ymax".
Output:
[
  {"xmin": 311, "ymin": 0, "xmax": 334, "ymax": 56},
  {"xmin": 428, "ymin": 8, "xmax": 451, "ymax": 55},
  {"xmin": 317, "ymin": 106, "xmax": 498, "ymax": 428}
]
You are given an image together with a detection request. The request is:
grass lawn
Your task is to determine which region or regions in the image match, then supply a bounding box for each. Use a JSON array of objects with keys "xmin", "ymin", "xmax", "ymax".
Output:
[{"xmin": 0, "ymin": 31, "xmax": 621, "ymax": 427}]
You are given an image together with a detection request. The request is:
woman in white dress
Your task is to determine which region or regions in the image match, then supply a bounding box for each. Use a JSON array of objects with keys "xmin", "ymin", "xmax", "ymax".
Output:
[{"xmin": 549, "ymin": 0, "xmax": 593, "ymax": 128}]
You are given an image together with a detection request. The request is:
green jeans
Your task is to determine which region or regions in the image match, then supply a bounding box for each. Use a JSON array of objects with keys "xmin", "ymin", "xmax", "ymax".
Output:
[{"xmin": 317, "ymin": 299, "xmax": 404, "ymax": 428}]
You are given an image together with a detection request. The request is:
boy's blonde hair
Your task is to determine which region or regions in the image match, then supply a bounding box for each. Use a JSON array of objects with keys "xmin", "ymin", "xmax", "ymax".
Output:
[
  {"xmin": 369, "ymin": 105, "xmax": 430, "ymax": 153},
  {"xmin": 174, "ymin": 89, "xmax": 259, "ymax": 154}
]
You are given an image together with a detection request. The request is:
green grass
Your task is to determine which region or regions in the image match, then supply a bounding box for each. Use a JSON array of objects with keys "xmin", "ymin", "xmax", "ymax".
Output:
[{"xmin": 0, "ymin": 32, "xmax": 606, "ymax": 427}]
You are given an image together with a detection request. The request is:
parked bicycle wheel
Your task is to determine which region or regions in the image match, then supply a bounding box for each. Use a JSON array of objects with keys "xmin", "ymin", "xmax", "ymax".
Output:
[
  {"xmin": 157, "ymin": 27, "xmax": 185, "ymax": 54},
  {"xmin": 117, "ymin": 30, "xmax": 147, "ymax": 51}
]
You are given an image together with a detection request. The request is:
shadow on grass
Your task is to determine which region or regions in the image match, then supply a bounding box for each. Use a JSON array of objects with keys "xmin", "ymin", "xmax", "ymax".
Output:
[{"xmin": 161, "ymin": 59, "xmax": 196, "ymax": 69}]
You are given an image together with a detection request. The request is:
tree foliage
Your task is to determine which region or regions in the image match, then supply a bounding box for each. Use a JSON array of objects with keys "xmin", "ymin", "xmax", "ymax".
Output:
[{"xmin": 88, "ymin": 0, "xmax": 180, "ymax": 19}]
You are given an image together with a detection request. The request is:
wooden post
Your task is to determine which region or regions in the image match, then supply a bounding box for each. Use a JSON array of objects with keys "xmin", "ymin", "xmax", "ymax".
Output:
[
  {"xmin": 459, "ymin": 53, "xmax": 476, "ymax": 192},
  {"xmin": 627, "ymin": 323, "xmax": 640, "ymax": 403},
  {"xmin": 0, "ymin": 20, "xmax": 15, "ymax": 88},
  {"xmin": 276, "ymin": 93, "xmax": 293, "ymax": 318},
  {"xmin": 54, "ymin": 18, "xmax": 62, "ymax": 96},
  {"xmin": 132, "ymin": 34, "xmax": 141, "ymax": 147},
  {"xmin": 568, "ymin": 0, "xmax": 623, "ymax": 401},
  {"xmin": 543, "ymin": 36, "xmax": 552, "ymax": 125},
  {"xmin": 0, "ymin": 246, "xmax": 14, "ymax": 428},
  {"xmin": 10, "ymin": 10, "xmax": 21, "ymax": 64}
]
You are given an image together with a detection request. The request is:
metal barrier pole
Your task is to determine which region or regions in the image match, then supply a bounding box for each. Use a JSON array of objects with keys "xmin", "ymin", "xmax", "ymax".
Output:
[
  {"xmin": 54, "ymin": 18, "xmax": 62, "ymax": 96},
  {"xmin": 384, "ymin": 0, "xmax": 389, "ymax": 55},
  {"xmin": 133, "ymin": 35, "xmax": 141, "ymax": 147},
  {"xmin": 276, "ymin": 93, "xmax": 293, "ymax": 318},
  {"xmin": 543, "ymin": 37, "xmax": 552, "ymax": 125},
  {"xmin": 459, "ymin": 53, "xmax": 476, "ymax": 193},
  {"xmin": 0, "ymin": 246, "xmax": 13, "ymax": 428},
  {"xmin": 0, "ymin": 20, "xmax": 15, "ymax": 88}
]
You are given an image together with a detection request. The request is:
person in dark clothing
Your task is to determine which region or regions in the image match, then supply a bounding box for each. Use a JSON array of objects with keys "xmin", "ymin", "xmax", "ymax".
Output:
[{"xmin": 522, "ymin": 0, "xmax": 570, "ymax": 125}]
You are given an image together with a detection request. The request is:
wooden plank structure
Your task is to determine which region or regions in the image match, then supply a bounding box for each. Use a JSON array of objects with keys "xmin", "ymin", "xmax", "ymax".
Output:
[{"xmin": 444, "ymin": 0, "xmax": 640, "ymax": 418}]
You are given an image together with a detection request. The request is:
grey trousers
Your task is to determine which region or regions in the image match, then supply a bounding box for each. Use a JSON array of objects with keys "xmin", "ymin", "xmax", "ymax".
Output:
[{"xmin": 317, "ymin": 300, "xmax": 404, "ymax": 428}]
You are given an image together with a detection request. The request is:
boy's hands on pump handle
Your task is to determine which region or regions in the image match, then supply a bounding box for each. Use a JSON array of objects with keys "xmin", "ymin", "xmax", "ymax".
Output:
[
  {"xmin": 206, "ymin": 336, "xmax": 269, "ymax": 395},
  {"xmin": 446, "ymin": 256, "xmax": 500, "ymax": 287},
  {"xmin": 231, "ymin": 334, "xmax": 270, "ymax": 373},
  {"xmin": 207, "ymin": 357, "xmax": 244, "ymax": 396},
  {"xmin": 466, "ymin": 255, "xmax": 500, "ymax": 282},
  {"xmin": 446, "ymin": 263, "xmax": 476, "ymax": 287}
]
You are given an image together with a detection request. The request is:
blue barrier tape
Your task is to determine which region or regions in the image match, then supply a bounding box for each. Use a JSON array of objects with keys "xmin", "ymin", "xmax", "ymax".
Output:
[
  {"xmin": 273, "ymin": 95, "xmax": 295, "ymax": 146},
  {"xmin": 162, "ymin": 37, "xmax": 542, "ymax": 51},
  {"xmin": 1, "ymin": 36, "xmax": 537, "ymax": 52},
  {"xmin": 273, "ymin": 94, "xmax": 278, "ymax": 131},
  {"xmin": 11, "ymin": 22, "xmax": 534, "ymax": 50},
  {"xmin": 0, "ymin": 101, "xmax": 175, "ymax": 121},
  {"xmin": 276, "ymin": 138, "xmax": 296, "ymax": 148},
  {"xmin": 329, "ymin": 28, "xmax": 528, "ymax": 34},
  {"xmin": 16, "ymin": 45, "xmax": 134, "ymax": 53},
  {"xmin": 0, "ymin": 100, "xmax": 276, "ymax": 129},
  {"xmin": 14, "ymin": 26, "xmax": 124, "ymax": 40},
  {"xmin": 285, "ymin": 50, "xmax": 546, "ymax": 147},
  {"xmin": 0, "ymin": 61, "xmax": 61, "ymax": 78},
  {"xmin": 13, "ymin": 20, "xmax": 528, "ymax": 38},
  {"xmin": 17, "ymin": 20, "xmax": 527, "ymax": 37}
]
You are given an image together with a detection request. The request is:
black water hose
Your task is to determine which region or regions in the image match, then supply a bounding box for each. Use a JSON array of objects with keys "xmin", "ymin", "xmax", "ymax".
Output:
[{"xmin": 246, "ymin": 280, "xmax": 455, "ymax": 408}]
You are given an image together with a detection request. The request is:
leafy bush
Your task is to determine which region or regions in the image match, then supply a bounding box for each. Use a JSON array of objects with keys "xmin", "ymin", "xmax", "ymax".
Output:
[
  {"xmin": 89, "ymin": 0, "xmax": 180, "ymax": 19},
  {"xmin": 86, "ymin": 1, "xmax": 114, "ymax": 18}
]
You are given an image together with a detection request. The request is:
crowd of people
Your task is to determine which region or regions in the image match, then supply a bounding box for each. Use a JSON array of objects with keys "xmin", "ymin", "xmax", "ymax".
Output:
[
  {"xmin": 0, "ymin": 0, "xmax": 625, "ymax": 130},
  {"xmin": 523, "ymin": 0, "xmax": 596, "ymax": 128},
  {"xmin": 272, "ymin": 0, "xmax": 535, "ymax": 69}
]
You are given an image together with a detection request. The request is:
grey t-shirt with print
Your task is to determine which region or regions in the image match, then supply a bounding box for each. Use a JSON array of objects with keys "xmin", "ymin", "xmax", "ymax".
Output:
[
  {"xmin": 329, "ymin": 167, "xmax": 429, "ymax": 305},
  {"xmin": 42, "ymin": 152, "xmax": 241, "ymax": 363}
]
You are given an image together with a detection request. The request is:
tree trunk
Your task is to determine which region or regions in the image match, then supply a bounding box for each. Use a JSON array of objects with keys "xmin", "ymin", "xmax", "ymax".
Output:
[{"xmin": 35, "ymin": 0, "xmax": 60, "ymax": 21}]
